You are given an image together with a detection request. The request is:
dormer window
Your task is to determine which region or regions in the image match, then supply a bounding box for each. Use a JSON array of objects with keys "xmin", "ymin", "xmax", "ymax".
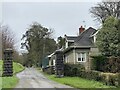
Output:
[{"xmin": 64, "ymin": 35, "xmax": 77, "ymax": 49}]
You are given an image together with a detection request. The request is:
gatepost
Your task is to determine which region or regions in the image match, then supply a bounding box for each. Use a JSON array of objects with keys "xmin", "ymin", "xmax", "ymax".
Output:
[
  {"xmin": 2, "ymin": 48, "xmax": 13, "ymax": 76},
  {"xmin": 55, "ymin": 50, "xmax": 64, "ymax": 78}
]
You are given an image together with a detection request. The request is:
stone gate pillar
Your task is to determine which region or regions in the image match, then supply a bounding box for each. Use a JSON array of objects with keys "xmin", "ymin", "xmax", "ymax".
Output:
[
  {"xmin": 55, "ymin": 50, "xmax": 64, "ymax": 78},
  {"xmin": 2, "ymin": 48, "xmax": 13, "ymax": 76}
]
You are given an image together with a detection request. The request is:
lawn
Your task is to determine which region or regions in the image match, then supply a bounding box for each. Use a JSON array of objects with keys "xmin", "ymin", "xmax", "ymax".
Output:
[
  {"xmin": 0, "ymin": 60, "xmax": 25, "ymax": 88},
  {"xmin": 46, "ymin": 74, "xmax": 116, "ymax": 89},
  {"xmin": 13, "ymin": 62, "xmax": 25, "ymax": 74},
  {"xmin": 2, "ymin": 76, "xmax": 19, "ymax": 88}
]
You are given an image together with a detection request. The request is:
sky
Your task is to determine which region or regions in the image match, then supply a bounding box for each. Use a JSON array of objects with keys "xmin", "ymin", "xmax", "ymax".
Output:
[{"xmin": 1, "ymin": 0, "xmax": 101, "ymax": 52}]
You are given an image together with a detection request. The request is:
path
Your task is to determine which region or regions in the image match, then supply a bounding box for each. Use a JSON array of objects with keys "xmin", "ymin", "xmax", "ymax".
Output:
[{"xmin": 15, "ymin": 68, "xmax": 73, "ymax": 88}]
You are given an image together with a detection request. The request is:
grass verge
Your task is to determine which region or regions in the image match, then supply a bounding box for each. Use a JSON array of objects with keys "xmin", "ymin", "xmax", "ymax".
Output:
[
  {"xmin": 13, "ymin": 62, "xmax": 25, "ymax": 74},
  {"xmin": 45, "ymin": 74, "xmax": 116, "ymax": 89},
  {"xmin": 2, "ymin": 76, "xmax": 19, "ymax": 88},
  {"xmin": 0, "ymin": 60, "xmax": 25, "ymax": 88}
]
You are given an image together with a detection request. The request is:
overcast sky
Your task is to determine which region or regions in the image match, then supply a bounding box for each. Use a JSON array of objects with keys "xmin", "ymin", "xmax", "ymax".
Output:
[{"xmin": 1, "ymin": 1, "xmax": 101, "ymax": 52}]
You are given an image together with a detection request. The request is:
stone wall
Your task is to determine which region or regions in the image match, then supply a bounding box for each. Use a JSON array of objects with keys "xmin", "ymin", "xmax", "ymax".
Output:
[{"xmin": 64, "ymin": 48, "xmax": 91, "ymax": 71}]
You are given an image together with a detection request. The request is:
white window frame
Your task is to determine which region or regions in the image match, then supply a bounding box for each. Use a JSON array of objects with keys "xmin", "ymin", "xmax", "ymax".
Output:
[
  {"xmin": 65, "ymin": 56, "xmax": 68, "ymax": 63},
  {"xmin": 77, "ymin": 52, "xmax": 86, "ymax": 62},
  {"xmin": 53, "ymin": 59, "xmax": 55, "ymax": 66}
]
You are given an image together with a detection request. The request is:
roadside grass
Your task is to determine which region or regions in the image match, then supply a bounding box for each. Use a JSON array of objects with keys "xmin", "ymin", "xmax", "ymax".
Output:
[
  {"xmin": 13, "ymin": 62, "xmax": 25, "ymax": 74},
  {"xmin": 0, "ymin": 60, "xmax": 25, "ymax": 88},
  {"xmin": 2, "ymin": 76, "xmax": 19, "ymax": 88},
  {"xmin": 45, "ymin": 74, "xmax": 116, "ymax": 89}
]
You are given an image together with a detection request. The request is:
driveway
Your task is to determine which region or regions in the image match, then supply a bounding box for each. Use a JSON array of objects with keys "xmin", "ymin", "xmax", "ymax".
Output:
[{"xmin": 15, "ymin": 68, "xmax": 73, "ymax": 88}]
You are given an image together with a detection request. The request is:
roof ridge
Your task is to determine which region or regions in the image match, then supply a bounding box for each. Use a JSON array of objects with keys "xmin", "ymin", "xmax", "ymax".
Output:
[
  {"xmin": 74, "ymin": 29, "xmax": 88, "ymax": 43},
  {"xmin": 66, "ymin": 36, "xmax": 77, "ymax": 37},
  {"xmin": 73, "ymin": 27, "xmax": 97, "ymax": 46}
]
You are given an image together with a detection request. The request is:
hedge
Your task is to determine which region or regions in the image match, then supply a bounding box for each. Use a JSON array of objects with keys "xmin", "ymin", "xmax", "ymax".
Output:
[
  {"xmin": 91, "ymin": 55, "xmax": 107, "ymax": 71},
  {"xmin": 64, "ymin": 63, "xmax": 120, "ymax": 87},
  {"xmin": 91, "ymin": 56, "xmax": 120, "ymax": 73},
  {"xmin": 78, "ymin": 70, "xmax": 101, "ymax": 81},
  {"xmin": 64, "ymin": 64, "xmax": 100, "ymax": 80},
  {"xmin": 100, "ymin": 73, "xmax": 120, "ymax": 87},
  {"xmin": 64, "ymin": 63, "xmax": 85, "ymax": 76},
  {"xmin": 42, "ymin": 66, "xmax": 55, "ymax": 74},
  {"xmin": 105, "ymin": 56, "xmax": 120, "ymax": 73}
]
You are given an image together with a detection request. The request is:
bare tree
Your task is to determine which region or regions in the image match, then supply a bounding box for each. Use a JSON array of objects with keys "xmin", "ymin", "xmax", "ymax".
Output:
[
  {"xmin": 0, "ymin": 25, "xmax": 16, "ymax": 59},
  {"xmin": 2, "ymin": 25, "xmax": 15, "ymax": 49},
  {"xmin": 90, "ymin": 1, "xmax": 120, "ymax": 23}
]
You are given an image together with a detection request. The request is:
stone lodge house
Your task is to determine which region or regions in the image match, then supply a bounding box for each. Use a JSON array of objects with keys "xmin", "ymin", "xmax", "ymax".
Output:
[{"xmin": 63, "ymin": 26, "xmax": 100, "ymax": 70}]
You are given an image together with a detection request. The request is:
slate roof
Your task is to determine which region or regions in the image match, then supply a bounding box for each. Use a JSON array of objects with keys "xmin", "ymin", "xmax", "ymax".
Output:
[
  {"xmin": 73, "ymin": 27, "xmax": 97, "ymax": 47},
  {"xmin": 65, "ymin": 36, "xmax": 77, "ymax": 41}
]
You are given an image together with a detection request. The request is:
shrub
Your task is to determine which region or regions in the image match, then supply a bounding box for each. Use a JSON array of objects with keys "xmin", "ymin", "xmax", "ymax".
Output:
[
  {"xmin": 64, "ymin": 63, "xmax": 120, "ymax": 87},
  {"xmin": 91, "ymin": 56, "xmax": 120, "ymax": 73},
  {"xmin": 64, "ymin": 63, "xmax": 100, "ymax": 81},
  {"xmin": 105, "ymin": 56, "xmax": 120, "ymax": 73},
  {"xmin": 100, "ymin": 72, "xmax": 119, "ymax": 87},
  {"xmin": 91, "ymin": 55, "xmax": 107, "ymax": 71},
  {"xmin": 42, "ymin": 66, "xmax": 55, "ymax": 74},
  {"xmin": 77, "ymin": 70, "xmax": 101, "ymax": 81},
  {"xmin": 118, "ymin": 73, "xmax": 120, "ymax": 87},
  {"xmin": 64, "ymin": 63, "xmax": 85, "ymax": 76}
]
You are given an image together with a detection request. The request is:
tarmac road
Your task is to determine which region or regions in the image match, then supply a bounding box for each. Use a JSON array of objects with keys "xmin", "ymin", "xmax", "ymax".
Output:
[{"xmin": 15, "ymin": 68, "xmax": 73, "ymax": 89}]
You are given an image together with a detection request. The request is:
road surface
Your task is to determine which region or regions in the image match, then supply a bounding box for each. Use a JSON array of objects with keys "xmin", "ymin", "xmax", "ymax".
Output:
[{"xmin": 15, "ymin": 68, "xmax": 72, "ymax": 88}]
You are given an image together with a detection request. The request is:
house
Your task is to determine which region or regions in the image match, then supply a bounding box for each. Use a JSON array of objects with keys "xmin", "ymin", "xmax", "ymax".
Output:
[
  {"xmin": 45, "ymin": 48, "xmax": 64, "ymax": 67},
  {"xmin": 42, "ymin": 52, "xmax": 55, "ymax": 68},
  {"xmin": 48, "ymin": 52, "xmax": 56, "ymax": 67},
  {"xmin": 64, "ymin": 26, "xmax": 100, "ymax": 70}
]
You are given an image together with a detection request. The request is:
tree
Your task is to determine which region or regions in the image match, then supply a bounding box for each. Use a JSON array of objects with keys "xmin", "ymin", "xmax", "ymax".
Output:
[
  {"xmin": 90, "ymin": 1, "xmax": 120, "ymax": 23},
  {"xmin": 21, "ymin": 22, "xmax": 57, "ymax": 67},
  {"xmin": 96, "ymin": 16, "xmax": 120, "ymax": 56},
  {"xmin": 117, "ymin": 19, "xmax": 120, "ymax": 40},
  {"xmin": 1, "ymin": 25, "xmax": 15, "ymax": 50},
  {"xmin": 0, "ymin": 25, "xmax": 16, "ymax": 59},
  {"xmin": 0, "ymin": 25, "xmax": 22, "ymax": 63},
  {"xmin": 57, "ymin": 36, "xmax": 65, "ymax": 49}
]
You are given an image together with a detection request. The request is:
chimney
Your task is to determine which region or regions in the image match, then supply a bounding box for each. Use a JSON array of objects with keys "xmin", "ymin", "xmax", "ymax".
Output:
[{"xmin": 79, "ymin": 26, "xmax": 85, "ymax": 35}]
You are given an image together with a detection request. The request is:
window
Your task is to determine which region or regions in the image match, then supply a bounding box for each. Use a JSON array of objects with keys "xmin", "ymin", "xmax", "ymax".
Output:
[
  {"xmin": 53, "ymin": 59, "xmax": 55, "ymax": 66},
  {"xmin": 65, "ymin": 56, "xmax": 68, "ymax": 63},
  {"xmin": 77, "ymin": 52, "xmax": 86, "ymax": 62}
]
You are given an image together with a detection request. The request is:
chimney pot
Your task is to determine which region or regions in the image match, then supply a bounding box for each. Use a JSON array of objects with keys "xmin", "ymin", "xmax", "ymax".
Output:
[{"xmin": 79, "ymin": 26, "xmax": 85, "ymax": 35}]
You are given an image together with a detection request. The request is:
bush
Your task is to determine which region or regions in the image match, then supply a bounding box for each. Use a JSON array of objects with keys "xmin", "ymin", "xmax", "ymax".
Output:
[
  {"xmin": 91, "ymin": 55, "xmax": 107, "ymax": 71},
  {"xmin": 64, "ymin": 63, "xmax": 85, "ymax": 76},
  {"xmin": 64, "ymin": 63, "xmax": 120, "ymax": 87},
  {"xmin": 78, "ymin": 70, "xmax": 101, "ymax": 81},
  {"xmin": 105, "ymin": 56, "xmax": 120, "ymax": 73},
  {"xmin": 118, "ymin": 73, "xmax": 120, "ymax": 87},
  {"xmin": 42, "ymin": 66, "xmax": 55, "ymax": 74},
  {"xmin": 91, "ymin": 56, "xmax": 120, "ymax": 73},
  {"xmin": 100, "ymin": 72, "xmax": 119, "ymax": 87},
  {"xmin": 64, "ymin": 64, "xmax": 100, "ymax": 81}
]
